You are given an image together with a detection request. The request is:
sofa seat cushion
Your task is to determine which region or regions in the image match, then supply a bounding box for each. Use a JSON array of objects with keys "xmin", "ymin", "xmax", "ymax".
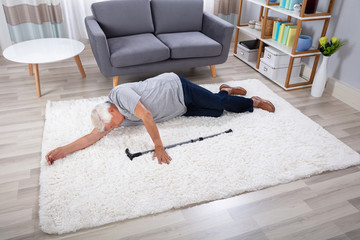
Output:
[
  {"xmin": 91, "ymin": 0, "xmax": 154, "ymax": 38},
  {"xmin": 108, "ymin": 33, "xmax": 170, "ymax": 68},
  {"xmin": 157, "ymin": 32, "xmax": 222, "ymax": 59}
]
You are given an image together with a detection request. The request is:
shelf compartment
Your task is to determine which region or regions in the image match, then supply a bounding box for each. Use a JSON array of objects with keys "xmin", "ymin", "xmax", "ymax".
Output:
[
  {"xmin": 234, "ymin": 53, "xmax": 312, "ymax": 90},
  {"xmin": 234, "ymin": 52, "xmax": 257, "ymax": 69},
  {"xmin": 273, "ymin": 76, "xmax": 312, "ymax": 90},
  {"xmin": 247, "ymin": 0, "xmax": 332, "ymax": 20},
  {"xmin": 237, "ymin": 26, "xmax": 320, "ymax": 57}
]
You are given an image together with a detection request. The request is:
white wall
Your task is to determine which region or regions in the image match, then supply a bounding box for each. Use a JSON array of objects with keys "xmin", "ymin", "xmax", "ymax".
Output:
[{"xmin": 324, "ymin": 1, "xmax": 360, "ymax": 90}]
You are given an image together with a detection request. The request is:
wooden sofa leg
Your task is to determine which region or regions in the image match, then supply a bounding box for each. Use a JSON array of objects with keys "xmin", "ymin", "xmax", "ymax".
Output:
[
  {"xmin": 210, "ymin": 65, "xmax": 216, "ymax": 78},
  {"xmin": 113, "ymin": 76, "xmax": 119, "ymax": 88}
]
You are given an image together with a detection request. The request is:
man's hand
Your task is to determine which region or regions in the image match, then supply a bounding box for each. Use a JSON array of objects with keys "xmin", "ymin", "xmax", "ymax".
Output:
[
  {"xmin": 45, "ymin": 128, "xmax": 111, "ymax": 166},
  {"xmin": 153, "ymin": 145, "xmax": 172, "ymax": 165},
  {"xmin": 134, "ymin": 101, "xmax": 173, "ymax": 165},
  {"xmin": 46, "ymin": 147, "xmax": 67, "ymax": 165}
]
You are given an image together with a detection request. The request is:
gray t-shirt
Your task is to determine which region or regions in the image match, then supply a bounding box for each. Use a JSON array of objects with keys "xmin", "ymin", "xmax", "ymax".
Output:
[{"xmin": 108, "ymin": 72, "xmax": 186, "ymax": 126}]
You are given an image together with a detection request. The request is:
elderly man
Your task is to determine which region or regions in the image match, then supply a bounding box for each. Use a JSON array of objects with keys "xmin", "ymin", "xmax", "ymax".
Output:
[{"xmin": 46, "ymin": 72, "xmax": 274, "ymax": 166}]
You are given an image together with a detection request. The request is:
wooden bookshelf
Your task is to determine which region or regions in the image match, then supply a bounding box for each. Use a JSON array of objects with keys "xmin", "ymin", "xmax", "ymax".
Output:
[{"xmin": 234, "ymin": 0, "xmax": 334, "ymax": 90}]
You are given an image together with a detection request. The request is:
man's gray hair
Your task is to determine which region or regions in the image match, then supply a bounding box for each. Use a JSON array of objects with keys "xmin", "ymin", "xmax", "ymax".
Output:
[{"xmin": 91, "ymin": 103, "xmax": 112, "ymax": 132}]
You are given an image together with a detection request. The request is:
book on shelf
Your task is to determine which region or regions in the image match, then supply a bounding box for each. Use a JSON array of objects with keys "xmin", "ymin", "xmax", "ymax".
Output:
[
  {"xmin": 282, "ymin": 25, "xmax": 296, "ymax": 45},
  {"xmin": 275, "ymin": 22, "xmax": 281, "ymax": 41},
  {"xmin": 278, "ymin": 23, "xmax": 294, "ymax": 43},
  {"xmin": 281, "ymin": 0, "xmax": 287, "ymax": 8},
  {"xmin": 277, "ymin": 24, "xmax": 286, "ymax": 42},
  {"xmin": 272, "ymin": 21, "xmax": 278, "ymax": 40},
  {"xmin": 282, "ymin": 26, "xmax": 290, "ymax": 45},
  {"xmin": 274, "ymin": 21, "xmax": 288, "ymax": 41},
  {"xmin": 285, "ymin": 0, "xmax": 291, "ymax": 10},
  {"xmin": 286, "ymin": 27, "xmax": 301, "ymax": 46}
]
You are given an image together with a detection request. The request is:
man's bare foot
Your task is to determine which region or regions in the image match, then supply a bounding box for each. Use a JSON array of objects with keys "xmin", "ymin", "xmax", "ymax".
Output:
[
  {"xmin": 251, "ymin": 96, "xmax": 275, "ymax": 112},
  {"xmin": 219, "ymin": 84, "xmax": 247, "ymax": 95}
]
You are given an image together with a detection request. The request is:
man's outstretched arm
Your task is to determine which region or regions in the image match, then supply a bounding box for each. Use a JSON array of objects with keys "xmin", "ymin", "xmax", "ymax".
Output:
[
  {"xmin": 134, "ymin": 101, "xmax": 172, "ymax": 165},
  {"xmin": 46, "ymin": 128, "xmax": 111, "ymax": 165}
]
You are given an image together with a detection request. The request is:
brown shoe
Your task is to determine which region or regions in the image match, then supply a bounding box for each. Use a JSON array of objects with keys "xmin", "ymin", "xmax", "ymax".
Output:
[
  {"xmin": 219, "ymin": 84, "xmax": 247, "ymax": 96},
  {"xmin": 251, "ymin": 96, "xmax": 275, "ymax": 113}
]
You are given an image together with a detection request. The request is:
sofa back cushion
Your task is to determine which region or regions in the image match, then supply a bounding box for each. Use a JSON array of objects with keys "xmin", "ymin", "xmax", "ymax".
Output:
[
  {"xmin": 151, "ymin": 0, "xmax": 203, "ymax": 35},
  {"xmin": 91, "ymin": 0, "xmax": 154, "ymax": 38}
]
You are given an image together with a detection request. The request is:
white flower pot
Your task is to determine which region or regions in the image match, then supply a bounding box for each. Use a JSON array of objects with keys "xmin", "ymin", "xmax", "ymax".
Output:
[{"xmin": 311, "ymin": 56, "xmax": 329, "ymax": 97}]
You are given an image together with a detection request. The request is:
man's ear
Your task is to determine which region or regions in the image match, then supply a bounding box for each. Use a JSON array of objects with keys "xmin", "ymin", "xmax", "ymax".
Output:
[{"xmin": 109, "ymin": 104, "xmax": 115, "ymax": 112}]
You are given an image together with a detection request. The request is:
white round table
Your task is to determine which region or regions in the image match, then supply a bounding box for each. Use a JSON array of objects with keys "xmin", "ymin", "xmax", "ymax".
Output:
[{"xmin": 3, "ymin": 38, "xmax": 86, "ymax": 97}]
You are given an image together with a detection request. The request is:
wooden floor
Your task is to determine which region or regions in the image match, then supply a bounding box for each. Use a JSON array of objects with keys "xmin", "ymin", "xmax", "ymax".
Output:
[{"xmin": 0, "ymin": 44, "xmax": 360, "ymax": 240}]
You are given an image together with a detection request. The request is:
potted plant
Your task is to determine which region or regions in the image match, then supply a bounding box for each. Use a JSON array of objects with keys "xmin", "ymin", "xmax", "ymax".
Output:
[{"xmin": 311, "ymin": 36, "xmax": 345, "ymax": 97}]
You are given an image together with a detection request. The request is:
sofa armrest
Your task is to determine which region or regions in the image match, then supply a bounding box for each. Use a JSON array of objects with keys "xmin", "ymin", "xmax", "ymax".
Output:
[
  {"xmin": 201, "ymin": 12, "xmax": 234, "ymax": 55},
  {"xmin": 85, "ymin": 16, "xmax": 113, "ymax": 76}
]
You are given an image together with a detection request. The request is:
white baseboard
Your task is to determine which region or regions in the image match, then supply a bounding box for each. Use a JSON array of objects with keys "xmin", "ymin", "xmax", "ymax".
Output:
[
  {"xmin": 326, "ymin": 77, "xmax": 360, "ymax": 111},
  {"xmin": 302, "ymin": 64, "xmax": 360, "ymax": 111}
]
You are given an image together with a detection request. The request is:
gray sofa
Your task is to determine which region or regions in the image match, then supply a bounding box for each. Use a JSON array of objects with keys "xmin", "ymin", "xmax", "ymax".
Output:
[{"xmin": 85, "ymin": 0, "xmax": 234, "ymax": 87}]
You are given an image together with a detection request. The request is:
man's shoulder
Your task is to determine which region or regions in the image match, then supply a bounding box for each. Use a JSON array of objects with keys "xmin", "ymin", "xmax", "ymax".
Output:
[
  {"xmin": 112, "ymin": 82, "xmax": 135, "ymax": 90},
  {"xmin": 145, "ymin": 72, "xmax": 180, "ymax": 85},
  {"xmin": 109, "ymin": 82, "xmax": 137, "ymax": 98},
  {"xmin": 154, "ymin": 72, "xmax": 178, "ymax": 80}
]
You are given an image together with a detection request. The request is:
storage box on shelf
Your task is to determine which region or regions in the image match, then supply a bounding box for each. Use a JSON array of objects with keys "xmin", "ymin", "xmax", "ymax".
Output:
[
  {"xmin": 236, "ymin": 44, "xmax": 258, "ymax": 63},
  {"xmin": 234, "ymin": 0, "xmax": 335, "ymax": 90},
  {"xmin": 263, "ymin": 46, "xmax": 301, "ymax": 67},
  {"xmin": 234, "ymin": 40, "xmax": 261, "ymax": 67},
  {"xmin": 259, "ymin": 46, "xmax": 302, "ymax": 89},
  {"xmin": 259, "ymin": 59, "xmax": 301, "ymax": 86}
]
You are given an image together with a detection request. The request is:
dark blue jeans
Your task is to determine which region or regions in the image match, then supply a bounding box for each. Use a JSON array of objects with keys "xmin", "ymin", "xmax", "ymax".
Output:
[{"xmin": 179, "ymin": 75, "xmax": 253, "ymax": 117}]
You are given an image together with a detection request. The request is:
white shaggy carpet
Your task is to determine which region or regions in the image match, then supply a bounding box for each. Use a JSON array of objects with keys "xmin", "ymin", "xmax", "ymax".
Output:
[{"xmin": 40, "ymin": 79, "xmax": 360, "ymax": 234}]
